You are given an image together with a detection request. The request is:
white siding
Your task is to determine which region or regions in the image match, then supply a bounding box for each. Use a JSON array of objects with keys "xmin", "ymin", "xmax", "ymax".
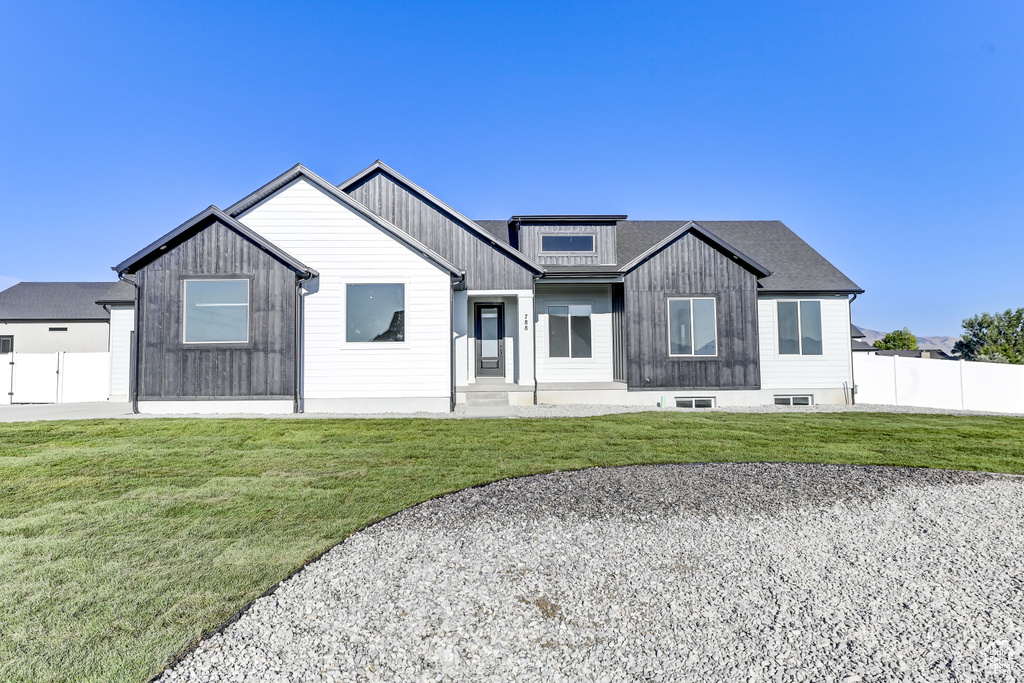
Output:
[
  {"xmin": 758, "ymin": 296, "xmax": 854, "ymax": 390},
  {"xmin": 0, "ymin": 321, "xmax": 109, "ymax": 353},
  {"xmin": 238, "ymin": 178, "xmax": 452, "ymax": 404},
  {"xmin": 108, "ymin": 305, "xmax": 134, "ymax": 401},
  {"xmin": 535, "ymin": 286, "xmax": 613, "ymax": 383}
]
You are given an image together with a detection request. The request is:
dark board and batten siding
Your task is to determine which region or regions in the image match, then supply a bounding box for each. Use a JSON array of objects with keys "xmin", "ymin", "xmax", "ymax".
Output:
[
  {"xmin": 346, "ymin": 171, "xmax": 535, "ymax": 290},
  {"xmin": 137, "ymin": 220, "xmax": 297, "ymax": 400},
  {"xmin": 518, "ymin": 223, "xmax": 617, "ymax": 267},
  {"xmin": 624, "ymin": 232, "xmax": 760, "ymax": 390}
]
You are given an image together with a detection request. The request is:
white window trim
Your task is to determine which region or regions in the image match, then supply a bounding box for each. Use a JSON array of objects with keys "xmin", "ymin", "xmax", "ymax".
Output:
[
  {"xmin": 775, "ymin": 299, "xmax": 824, "ymax": 357},
  {"xmin": 667, "ymin": 297, "xmax": 718, "ymax": 358},
  {"xmin": 343, "ymin": 280, "xmax": 410, "ymax": 348},
  {"xmin": 540, "ymin": 233, "xmax": 597, "ymax": 253},
  {"xmin": 182, "ymin": 278, "xmax": 250, "ymax": 345},
  {"xmin": 546, "ymin": 303, "xmax": 593, "ymax": 359}
]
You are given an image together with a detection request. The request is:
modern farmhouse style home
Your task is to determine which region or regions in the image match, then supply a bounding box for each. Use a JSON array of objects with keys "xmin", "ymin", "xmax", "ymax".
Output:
[{"xmin": 113, "ymin": 161, "xmax": 863, "ymax": 414}]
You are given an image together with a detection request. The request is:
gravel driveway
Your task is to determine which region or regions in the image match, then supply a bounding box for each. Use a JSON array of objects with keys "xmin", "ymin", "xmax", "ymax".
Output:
[{"xmin": 158, "ymin": 464, "xmax": 1024, "ymax": 682}]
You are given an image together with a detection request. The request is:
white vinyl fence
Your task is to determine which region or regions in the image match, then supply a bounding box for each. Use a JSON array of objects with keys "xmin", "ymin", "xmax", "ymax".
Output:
[
  {"xmin": 854, "ymin": 354, "xmax": 1024, "ymax": 414},
  {"xmin": 0, "ymin": 352, "xmax": 110, "ymax": 405}
]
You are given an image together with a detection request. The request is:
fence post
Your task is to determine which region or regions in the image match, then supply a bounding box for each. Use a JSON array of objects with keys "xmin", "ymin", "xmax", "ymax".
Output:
[
  {"xmin": 959, "ymin": 359, "xmax": 966, "ymax": 410},
  {"xmin": 892, "ymin": 355, "xmax": 899, "ymax": 406}
]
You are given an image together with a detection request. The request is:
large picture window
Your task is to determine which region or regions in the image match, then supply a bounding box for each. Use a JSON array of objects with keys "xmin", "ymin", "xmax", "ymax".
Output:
[
  {"xmin": 548, "ymin": 305, "xmax": 592, "ymax": 358},
  {"xmin": 347, "ymin": 284, "xmax": 405, "ymax": 342},
  {"xmin": 778, "ymin": 300, "xmax": 823, "ymax": 355},
  {"xmin": 668, "ymin": 298, "xmax": 717, "ymax": 356},
  {"xmin": 183, "ymin": 279, "xmax": 249, "ymax": 343}
]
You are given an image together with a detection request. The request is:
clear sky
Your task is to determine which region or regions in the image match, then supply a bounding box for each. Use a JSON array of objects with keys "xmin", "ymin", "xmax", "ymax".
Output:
[{"xmin": 1, "ymin": 1, "xmax": 1020, "ymax": 337}]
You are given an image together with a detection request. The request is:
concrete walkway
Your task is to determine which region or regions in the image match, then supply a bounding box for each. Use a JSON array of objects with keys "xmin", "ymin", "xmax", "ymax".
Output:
[{"xmin": 0, "ymin": 402, "xmax": 135, "ymax": 422}]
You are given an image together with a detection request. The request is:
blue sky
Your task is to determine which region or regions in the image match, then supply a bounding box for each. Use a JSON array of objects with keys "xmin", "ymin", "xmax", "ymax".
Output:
[{"xmin": 0, "ymin": 1, "xmax": 1020, "ymax": 336}]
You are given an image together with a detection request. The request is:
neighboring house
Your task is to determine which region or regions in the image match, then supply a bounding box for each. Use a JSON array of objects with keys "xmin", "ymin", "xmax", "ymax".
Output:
[
  {"xmin": 113, "ymin": 161, "xmax": 863, "ymax": 414},
  {"xmin": 873, "ymin": 348, "xmax": 957, "ymax": 360},
  {"xmin": 851, "ymin": 324, "xmax": 876, "ymax": 353},
  {"xmin": 0, "ymin": 281, "xmax": 136, "ymax": 403}
]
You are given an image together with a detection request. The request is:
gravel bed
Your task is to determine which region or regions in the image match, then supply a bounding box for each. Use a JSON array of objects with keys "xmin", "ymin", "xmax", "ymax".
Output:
[{"xmin": 158, "ymin": 464, "xmax": 1024, "ymax": 682}]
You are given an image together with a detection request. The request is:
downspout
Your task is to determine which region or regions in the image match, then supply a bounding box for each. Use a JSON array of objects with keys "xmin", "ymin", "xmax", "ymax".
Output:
[
  {"xmin": 294, "ymin": 271, "xmax": 315, "ymax": 414},
  {"xmin": 848, "ymin": 292, "xmax": 858, "ymax": 405},
  {"xmin": 117, "ymin": 273, "xmax": 141, "ymax": 415},
  {"xmin": 450, "ymin": 283, "xmax": 455, "ymax": 412}
]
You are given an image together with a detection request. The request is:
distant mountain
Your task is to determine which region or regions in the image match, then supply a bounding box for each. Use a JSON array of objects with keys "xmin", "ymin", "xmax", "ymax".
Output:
[{"xmin": 855, "ymin": 327, "xmax": 960, "ymax": 355}]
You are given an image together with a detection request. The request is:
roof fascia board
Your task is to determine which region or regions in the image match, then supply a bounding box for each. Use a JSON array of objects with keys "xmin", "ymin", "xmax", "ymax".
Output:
[
  {"xmin": 114, "ymin": 206, "xmax": 318, "ymax": 278},
  {"xmin": 618, "ymin": 221, "xmax": 772, "ymax": 278},
  {"xmin": 536, "ymin": 275, "xmax": 624, "ymax": 284},
  {"xmin": 338, "ymin": 160, "xmax": 545, "ymax": 274},
  {"xmin": 509, "ymin": 215, "xmax": 627, "ymax": 223},
  {"xmin": 228, "ymin": 165, "xmax": 464, "ymax": 279},
  {"xmin": 757, "ymin": 289, "xmax": 865, "ymax": 296}
]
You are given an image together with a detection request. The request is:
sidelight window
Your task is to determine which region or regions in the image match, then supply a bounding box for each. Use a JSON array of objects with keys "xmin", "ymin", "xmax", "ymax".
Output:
[
  {"xmin": 347, "ymin": 284, "xmax": 405, "ymax": 342},
  {"xmin": 183, "ymin": 279, "xmax": 249, "ymax": 343},
  {"xmin": 668, "ymin": 298, "xmax": 717, "ymax": 356},
  {"xmin": 548, "ymin": 305, "xmax": 592, "ymax": 358}
]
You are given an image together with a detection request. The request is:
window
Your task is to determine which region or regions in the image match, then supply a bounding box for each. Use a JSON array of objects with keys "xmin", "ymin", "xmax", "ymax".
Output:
[
  {"xmin": 778, "ymin": 301, "xmax": 823, "ymax": 355},
  {"xmin": 541, "ymin": 235, "xmax": 595, "ymax": 252},
  {"xmin": 676, "ymin": 397, "xmax": 715, "ymax": 408},
  {"xmin": 0, "ymin": 336, "xmax": 11, "ymax": 354},
  {"xmin": 347, "ymin": 284, "xmax": 405, "ymax": 342},
  {"xmin": 183, "ymin": 279, "xmax": 249, "ymax": 343},
  {"xmin": 668, "ymin": 298, "xmax": 717, "ymax": 356},
  {"xmin": 775, "ymin": 395, "xmax": 812, "ymax": 406},
  {"xmin": 548, "ymin": 305, "xmax": 591, "ymax": 358}
]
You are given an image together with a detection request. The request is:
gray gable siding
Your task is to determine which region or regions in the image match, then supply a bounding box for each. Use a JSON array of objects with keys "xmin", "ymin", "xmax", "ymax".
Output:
[
  {"xmin": 518, "ymin": 223, "xmax": 617, "ymax": 267},
  {"xmin": 345, "ymin": 172, "xmax": 535, "ymax": 290},
  {"xmin": 624, "ymin": 231, "xmax": 760, "ymax": 391},
  {"xmin": 135, "ymin": 220, "xmax": 297, "ymax": 401}
]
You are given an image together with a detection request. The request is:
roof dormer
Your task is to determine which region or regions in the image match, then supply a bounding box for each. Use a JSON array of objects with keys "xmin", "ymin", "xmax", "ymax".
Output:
[{"xmin": 508, "ymin": 215, "xmax": 625, "ymax": 267}]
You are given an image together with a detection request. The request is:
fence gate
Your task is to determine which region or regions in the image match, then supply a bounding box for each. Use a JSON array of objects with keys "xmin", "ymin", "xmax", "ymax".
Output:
[{"xmin": 11, "ymin": 353, "xmax": 60, "ymax": 403}]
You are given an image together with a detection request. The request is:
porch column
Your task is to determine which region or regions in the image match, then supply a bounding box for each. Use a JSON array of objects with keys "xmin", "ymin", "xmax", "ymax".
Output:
[
  {"xmin": 518, "ymin": 294, "xmax": 535, "ymax": 387},
  {"xmin": 453, "ymin": 290, "xmax": 468, "ymax": 387}
]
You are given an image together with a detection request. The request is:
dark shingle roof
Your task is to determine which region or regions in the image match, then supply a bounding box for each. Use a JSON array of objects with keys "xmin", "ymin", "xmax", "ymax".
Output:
[
  {"xmin": 474, "ymin": 219, "xmax": 862, "ymax": 293},
  {"xmin": 0, "ymin": 281, "xmax": 134, "ymax": 321}
]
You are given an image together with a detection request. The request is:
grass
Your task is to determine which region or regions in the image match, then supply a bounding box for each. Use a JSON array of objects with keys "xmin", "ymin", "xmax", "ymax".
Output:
[{"xmin": 1, "ymin": 410, "xmax": 1023, "ymax": 682}]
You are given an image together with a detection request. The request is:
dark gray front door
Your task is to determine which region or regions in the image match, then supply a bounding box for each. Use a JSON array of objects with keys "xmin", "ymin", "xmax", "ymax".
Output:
[{"xmin": 474, "ymin": 303, "xmax": 504, "ymax": 378}]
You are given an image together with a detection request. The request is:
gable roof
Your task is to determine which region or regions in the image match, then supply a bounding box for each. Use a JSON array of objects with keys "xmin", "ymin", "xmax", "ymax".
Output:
[
  {"xmin": 475, "ymin": 218, "xmax": 862, "ymax": 293},
  {"xmin": 114, "ymin": 206, "xmax": 319, "ymax": 277},
  {"xmin": 224, "ymin": 163, "xmax": 464, "ymax": 279},
  {"xmin": 619, "ymin": 221, "xmax": 772, "ymax": 278},
  {"xmin": 0, "ymin": 281, "xmax": 132, "ymax": 321},
  {"xmin": 338, "ymin": 161, "xmax": 544, "ymax": 274}
]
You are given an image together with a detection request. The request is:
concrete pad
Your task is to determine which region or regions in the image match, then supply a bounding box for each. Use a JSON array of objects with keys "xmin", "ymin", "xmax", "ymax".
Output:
[{"xmin": 0, "ymin": 402, "xmax": 135, "ymax": 422}]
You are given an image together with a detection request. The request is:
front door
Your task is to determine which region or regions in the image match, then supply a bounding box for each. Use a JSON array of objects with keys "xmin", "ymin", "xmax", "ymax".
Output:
[{"xmin": 474, "ymin": 303, "xmax": 505, "ymax": 378}]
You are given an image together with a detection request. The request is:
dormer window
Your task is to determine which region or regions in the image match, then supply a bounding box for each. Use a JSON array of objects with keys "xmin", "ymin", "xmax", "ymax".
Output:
[{"xmin": 541, "ymin": 235, "xmax": 595, "ymax": 252}]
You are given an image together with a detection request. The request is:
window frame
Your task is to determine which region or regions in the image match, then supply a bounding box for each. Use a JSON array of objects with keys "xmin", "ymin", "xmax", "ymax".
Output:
[
  {"xmin": 666, "ymin": 296, "xmax": 719, "ymax": 358},
  {"xmin": 540, "ymin": 233, "xmax": 597, "ymax": 254},
  {"xmin": 774, "ymin": 395, "xmax": 813, "ymax": 406},
  {"xmin": 675, "ymin": 397, "xmax": 716, "ymax": 409},
  {"xmin": 181, "ymin": 277, "xmax": 251, "ymax": 346},
  {"xmin": 776, "ymin": 299, "xmax": 824, "ymax": 357},
  {"xmin": 546, "ymin": 303, "xmax": 593, "ymax": 359},
  {"xmin": 344, "ymin": 281, "xmax": 409, "ymax": 346}
]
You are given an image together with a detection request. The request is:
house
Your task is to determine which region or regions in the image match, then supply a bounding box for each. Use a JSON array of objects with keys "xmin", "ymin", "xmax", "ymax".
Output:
[
  {"xmin": 112, "ymin": 161, "xmax": 863, "ymax": 414},
  {"xmin": 0, "ymin": 281, "xmax": 135, "ymax": 404},
  {"xmin": 851, "ymin": 325, "xmax": 876, "ymax": 352}
]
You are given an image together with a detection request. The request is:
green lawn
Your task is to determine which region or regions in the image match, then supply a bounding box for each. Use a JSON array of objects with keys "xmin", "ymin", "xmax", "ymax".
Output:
[{"xmin": 1, "ymin": 411, "xmax": 1023, "ymax": 682}]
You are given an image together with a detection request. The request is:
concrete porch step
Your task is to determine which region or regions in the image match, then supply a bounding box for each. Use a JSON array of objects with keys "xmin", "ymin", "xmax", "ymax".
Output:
[
  {"xmin": 465, "ymin": 391, "xmax": 509, "ymax": 407},
  {"xmin": 463, "ymin": 404, "xmax": 515, "ymax": 418}
]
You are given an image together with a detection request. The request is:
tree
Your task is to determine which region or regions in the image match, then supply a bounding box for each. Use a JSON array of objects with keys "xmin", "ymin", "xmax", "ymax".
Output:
[
  {"xmin": 953, "ymin": 308, "xmax": 1024, "ymax": 364},
  {"xmin": 873, "ymin": 327, "xmax": 918, "ymax": 350}
]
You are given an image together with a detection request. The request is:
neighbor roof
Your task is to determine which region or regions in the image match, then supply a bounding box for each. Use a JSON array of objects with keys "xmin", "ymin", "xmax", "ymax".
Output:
[
  {"xmin": 474, "ymin": 219, "xmax": 862, "ymax": 293},
  {"xmin": 0, "ymin": 281, "xmax": 133, "ymax": 321}
]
